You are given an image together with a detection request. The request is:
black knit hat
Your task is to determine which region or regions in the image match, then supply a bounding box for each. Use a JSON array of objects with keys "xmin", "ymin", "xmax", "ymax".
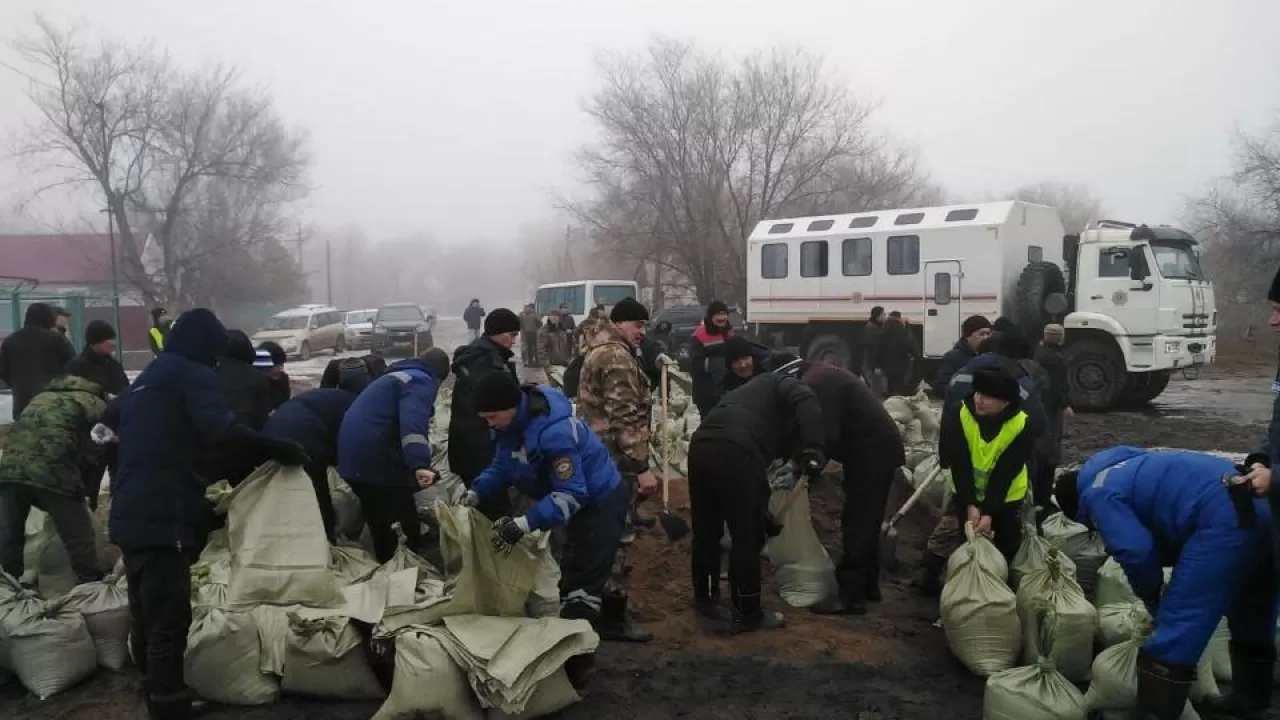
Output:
[
  {"xmin": 85, "ymin": 320, "xmax": 116, "ymax": 345},
  {"xmin": 1270, "ymin": 266, "xmax": 1280, "ymax": 304},
  {"xmin": 961, "ymin": 315, "xmax": 992, "ymax": 338},
  {"xmin": 609, "ymin": 297, "xmax": 650, "ymax": 323},
  {"xmin": 706, "ymin": 301, "xmax": 729, "ymax": 318},
  {"xmin": 151, "ymin": 307, "xmax": 167, "ymax": 322},
  {"xmin": 723, "ymin": 335, "xmax": 756, "ymax": 364},
  {"xmin": 484, "ymin": 308, "xmax": 521, "ymax": 336},
  {"xmin": 971, "ymin": 368, "xmax": 1020, "ymax": 404},
  {"xmin": 474, "ymin": 371, "xmax": 522, "ymax": 412}
]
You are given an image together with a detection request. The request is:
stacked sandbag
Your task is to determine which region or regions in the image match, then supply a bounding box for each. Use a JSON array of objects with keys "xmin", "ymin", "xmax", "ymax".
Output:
[
  {"xmin": 1096, "ymin": 601, "xmax": 1151, "ymax": 648},
  {"xmin": 330, "ymin": 541, "xmax": 380, "ymax": 586},
  {"xmin": 1041, "ymin": 512, "xmax": 1107, "ymax": 599},
  {"xmin": 20, "ymin": 509, "xmax": 80, "ymax": 598},
  {"xmin": 884, "ymin": 391, "xmax": 940, "ymax": 474},
  {"xmin": 1094, "ymin": 558, "xmax": 1175, "ymax": 608},
  {"xmin": 55, "ymin": 577, "xmax": 131, "ymax": 670},
  {"xmin": 1203, "ymin": 619, "xmax": 1232, "ymax": 683},
  {"xmin": 2, "ymin": 599, "xmax": 99, "ymax": 700},
  {"xmin": 186, "ymin": 607, "xmax": 281, "ymax": 705},
  {"xmin": 280, "ymin": 611, "xmax": 385, "ymax": 700},
  {"xmin": 1084, "ymin": 617, "xmax": 1212, "ymax": 719},
  {"xmin": 1014, "ymin": 548, "xmax": 1095, "ymax": 682},
  {"xmin": 1010, "ymin": 521, "xmax": 1075, "ymax": 591},
  {"xmin": 941, "ymin": 524, "xmax": 1021, "ymax": 675},
  {"xmin": 373, "ymin": 627, "xmax": 484, "ymax": 720},
  {"xmin": 327, "ymin": 468, "xmax": 365, "ymax": 540},
  {"xmin": 765, "ymin": 467, "xmax": 837, "ymax": 608},
  {"xmin": 983, "ymin": 609, "xmax": 1088, "ymax": 720},
  {"xmin": 910, "ymin": 456, "xmax": 951, "ymax": 508}
]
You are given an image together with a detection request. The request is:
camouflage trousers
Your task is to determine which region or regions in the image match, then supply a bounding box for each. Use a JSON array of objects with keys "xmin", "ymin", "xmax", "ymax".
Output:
[
  {"xmin": 924, "ymin": 496, "xmax": 964, "ymax": 559},
  {"xmin": 924, "ymin": 495, "xmax": 1027, "ymax": 564},
  {"xmin": 605, "ymin": 447, "xmax": 641, "ymax": 598}
]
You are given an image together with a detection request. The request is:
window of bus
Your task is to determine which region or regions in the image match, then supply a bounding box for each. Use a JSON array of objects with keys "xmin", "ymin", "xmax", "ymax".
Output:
[
  {"xmin": 535, "ymin": 285, "xmax": 586, "ymax": 316},
  {"xmin": 593, "ymin": 284, "xmax": 637, "ymax": 307}
]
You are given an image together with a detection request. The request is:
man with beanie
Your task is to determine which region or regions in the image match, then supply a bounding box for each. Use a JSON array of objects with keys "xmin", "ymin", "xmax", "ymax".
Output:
[
  {"xmin": 519, "ymin": 303, "xmax": 541, "ymax": 369},
  {"xmin": 463, "ymin": 299, "xmax": 486, "ymax": 341},
  {"xmin": 930, "ymin": 314, "xmax": 992, "ymax": 397},
  {"xmin": 0, "ymin": 302, "xmax": 75, "ymax": 418},
  {"xmin": 577, "ymin": 297, "xmax": 659, "ymax": 545},
  {"xmin": 879, "ymin": 311, "xmax": 920, "ymax": 396},
  {"xmin": 459, "ymin": 372, "xmax": 650, "ymax": 643},
  {"xmin": 719, "ymin": 334, "xmax": 772, "ymax": 395},
  {"xmin": 66, "ymin": 319, "xmax": 130, "ymax": 397},
  {"xmin": 537, "ymin": 309, "xmax": 576, "ymax": 371},
  {"xmin": 110, "ymin": 308, "xmax": 309, "ymax": 720},
  {"xmin": 1032, "ymin": 324, "xmax": 1072, "ymax": 518},
  {"xmin": 217, "ymin": 330, "xmax": 273, "ymax": 431},
  {"xmin": 148, "ymin": 307, "xmax": 171, "ymax": 357},
  {"xmin": 340, "ymin": 347, "xmax": 451, "ymax": 562},
  {"xmin": 689, "ymin": 301, "xmax": 736, "ymax": 414},
  {"xmin": 449, "ymin": 307, "xmax": 520, "ymax": 518},
  {"xmin": 264, "ymin": 358, "xmax": 373, "ymax": 542},
  {"xmin": 1056, "ymin": 448, "xmax": 1277, "ymax": 720}
]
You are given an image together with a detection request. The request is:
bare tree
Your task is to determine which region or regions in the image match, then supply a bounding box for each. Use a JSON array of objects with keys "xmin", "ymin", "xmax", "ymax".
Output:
[
  {"xmin": 1009, "ymin": 181, "xmax": 1105, "ymax": 235},
  {"xmin": 9, "ymin": 17, "xmax": 308, "ymax": 307},
  {"xmin": 568, "ymin": 38, "xmax": 937, "ymax": 307}
]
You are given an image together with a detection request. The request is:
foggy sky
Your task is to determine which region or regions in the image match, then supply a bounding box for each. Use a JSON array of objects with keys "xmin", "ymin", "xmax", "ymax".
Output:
[{"xmin": 1, "ymin": 0, "xmax": 1278, "ymax": 244}]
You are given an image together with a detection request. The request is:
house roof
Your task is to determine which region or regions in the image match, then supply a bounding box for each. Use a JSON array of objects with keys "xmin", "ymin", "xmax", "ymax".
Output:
[{"xmin": 0, "ymin": 234, "xmax": 123, "ymax": 286}]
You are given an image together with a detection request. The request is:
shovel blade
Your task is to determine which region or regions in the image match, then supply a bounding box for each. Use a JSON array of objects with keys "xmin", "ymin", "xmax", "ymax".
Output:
[{"xmin": 658, "ymin": 511, "xmax": 690, "ymax": 542}]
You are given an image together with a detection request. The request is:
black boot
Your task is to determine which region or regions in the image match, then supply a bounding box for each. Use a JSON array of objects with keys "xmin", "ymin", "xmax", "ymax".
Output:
[
  {"xmin": 912, "ymin": 553, "xmax": 946, "ymax": 597},
  {"xmin": 594, "ymin": 594, "xmax": 653, "ymax": 643},
  {"xmin": 693, "ymin": 574, "xmax": 726, "ymax": 621},
  {"xmin": 1200, "ymin": 645, "xmax": 1275, "ymax": 719},
  {"xmin": 731, "ymin": 591, "xmax": 785, "ymax": 633},
  {"xmin": 1135, "ymin": 651, "xmax": 1195, "ymax": 720},
  {"xmin": 629, "ymin": 506, "xmax": 657, "ymax": 530},
  {"xmin": 810, "ymin": 570, "xmax": 867, "ymax": 616},
  {"xmin": 146, "ymin": 691, "xmax": 204, "ymax": 720}
]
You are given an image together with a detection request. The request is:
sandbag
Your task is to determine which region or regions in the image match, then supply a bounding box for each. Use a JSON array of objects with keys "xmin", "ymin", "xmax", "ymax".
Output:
[
  {"xmin": 525, "ymin": 536, "xmax": 562, "ymax": 619},
  {"xmin": 219, "ymin": 463, "xmax": 344, "ymax": 608},
  {"xmin": 983, "ymin": 609, "xmax": 1088, "ymax": 720},
  {"xmin": 185, "ymin": 608, "xmax": 280, "ymax": 705},
  {"xmin": 1095, "ymin": 558, "xmax": 1137, "ymax": 607},
  {"xmin": 941, "ymin": 523, "xmax": 1021, "ymax": 675},
  {"xmin": 765, "ymin": 479, "xmax": 837, "ymax": 607},
  {"xmin": 56, "ymin": 579, "xmax": 131, "ymax": 670},
  {"xmin": 280, "ymin": 612, "xmax": 385, "ymax": 700},
  {"xmin": 884, "ymin": 396, "xmax": 914, "ymax": 425},
  {"xmin": 1204, "ymin": 619, "xmax": 1231, "ymax": 683},
  {"xmin": 328, "ymin": 468, "xmax": 365, "ymax": 540},
  {"xmin": 1096, "ymin": 601, "xmax": 1151, "ymax": 648},
  {"xmin": 372, "ymin": 627, "xmax": 484, "ymax": 720},
  {"xmin": 331, "ymin": 542, "xmax": 380, "ymax": 585},
  {"xmin": 1083, "ymin": 620, "xmax": 1201, "ymax": 720},
  {"xmin": 912, "ymin": 456, "xmax": 950, "ymax": 507},
  {"xmin": 1011, "ymin": 527, "xmax": 1076, "ymax": 591},
  {"xmin": 21, "ymin": 509, "xmax": 79, "ymax": 598},
  {"xmin": 434, "ymin": 504, "xmax": 545, "ymax": 617},
  {"xmin": 487, "ymin": 668, "xmax": 580, "ymax": 720},
  {"xmin": 6, "ymin": 603, "xmax": 98, "ymax": 699},
  {"xmin": 1041, "ymin": 512, "xmax": 1107, "ymax": 599},
  {"xmin": 0, "ymin": 584, "xmax": 46, "ymax": 671},
  {"xmin": 1015, "ymin": 548, "xmax": 1096, "ymax": 682}
]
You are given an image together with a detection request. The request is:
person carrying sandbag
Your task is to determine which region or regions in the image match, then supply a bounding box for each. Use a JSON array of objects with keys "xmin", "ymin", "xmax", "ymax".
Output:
[
  {"xmin": 1056, "ymin": 447, "xmax": 1278, "ymax": 720},
  {"xmin": 458, "ymin": 372, "xmax": 650, "ymax": 643}
]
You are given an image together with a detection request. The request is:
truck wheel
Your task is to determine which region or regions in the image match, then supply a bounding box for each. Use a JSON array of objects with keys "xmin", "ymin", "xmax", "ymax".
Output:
[
  {"xmin": 1013, "ymin": 261, "xmax": 1068, "ymax": 336},
  {"xmin": 805, "ymin": 333, "xmax": 852, "ymax": 369},
  {"xmin": 1063, "ymin": 339, "xmax": 1126, "ymax": 411},
  {"xmin": 1120, "ymin": 370, "xmax": 1172, "ymax": 406}
]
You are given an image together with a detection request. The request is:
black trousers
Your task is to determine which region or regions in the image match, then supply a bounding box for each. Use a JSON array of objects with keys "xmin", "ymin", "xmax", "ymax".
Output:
[
  {"xmin": 449, "ymin": 428, "xmax": 512, "ymax": 520},
  {"xmin": 688, "ymin": 437, "xmax": 769, "ymax": 614},
  {"xmin": 348, "ymin": 482, "xmax": 421, "ymax": 563},
  {"xmin": 303, "ymin": 462, "xmax": 337, "ymax": 542},
  {"xmin": 951, "ymin": 499, "xmax": 1024, "ymax": 564},
  {"xmin": 124, "ymin": 547, "xmax": 196, "ymax": 698},
  {"xmin": 1032, "ymin": 460, "xmax": 1056, "ymax": 513},
  {"xmin": 0, "ymin": 484, "xmax": 101, "ymax": 583},
  {"xmin": 560, "ymin": 483, "xmax": 629, "ymax": 621},
  {"xmin": 836, "ymin": 461, "xmax": 896, "ymax": 601}
]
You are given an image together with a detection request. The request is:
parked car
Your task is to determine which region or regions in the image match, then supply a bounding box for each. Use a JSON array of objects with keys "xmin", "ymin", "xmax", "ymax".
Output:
[
  {"xmin": 252, "ymin": 305, "xmax": 345, "ymax": 361},
  {"xmin": 343, "ymin": 309, "xmax": 378, "ymax": 351},
  {"xmin": 648, "ymin": 304, "xmax": 748, "ymax": 371},
  {"xmin": 418, "ymin": 306, "xmax": 438, "ymax": 332},
  {"xmin": 371, "ymin": 303, "xmax": 434, "ymax": 356}
]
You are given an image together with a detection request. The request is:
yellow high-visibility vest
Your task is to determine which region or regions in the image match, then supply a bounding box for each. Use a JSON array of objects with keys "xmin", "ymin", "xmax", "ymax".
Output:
[
  {"xmin": 953, "ymin": 404, "xmax": 1029, "ymax": 503},
  {"xmin": 150, "ymin": 327, "xmax": 165, "ymax": 352}
]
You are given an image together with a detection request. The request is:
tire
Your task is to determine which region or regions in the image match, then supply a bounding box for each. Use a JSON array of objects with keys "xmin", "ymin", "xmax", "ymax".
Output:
[
  {"xmin": 1063, "ymin": 338, "xmax": 1127, "ymax": 411},
  {"xmin": 1120, "ymin": 370, "xmax": 1172, "ymax": 406},
  {"xmin": 299, "ymin": 341, "xmax": 311, "ymax": 361},
  {"xmin": 1013, "ymin": 261, "xmax": 1068, "ymax": 336},
  {"xmin": 805, "ymin": 333, "xmax": 853, "ymax": 369}
]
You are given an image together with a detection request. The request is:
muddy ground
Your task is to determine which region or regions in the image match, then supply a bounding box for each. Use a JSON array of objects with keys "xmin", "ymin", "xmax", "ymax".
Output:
[{"xmin": 1, "ymin": 347, "xmax": 1273, "ymax": 719}]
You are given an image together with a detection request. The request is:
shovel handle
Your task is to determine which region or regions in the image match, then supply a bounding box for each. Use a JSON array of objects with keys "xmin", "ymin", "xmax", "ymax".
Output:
[
  {"xmin": 660, "ymin": 362, "xmax": 670, "ymax": 508},
  {"xmin": 884, "ymin": 466, "xmax": 942, "ymax": 530}
]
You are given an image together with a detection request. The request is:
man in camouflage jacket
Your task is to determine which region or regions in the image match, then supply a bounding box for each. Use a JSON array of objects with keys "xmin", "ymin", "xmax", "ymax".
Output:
[
  {"xmin": 537, "ymin": 310, "xmax": 576, "ymax": 368},
  {"xmin": 0, "ymin": 371, "xmax": 108, "ymax": 584}
]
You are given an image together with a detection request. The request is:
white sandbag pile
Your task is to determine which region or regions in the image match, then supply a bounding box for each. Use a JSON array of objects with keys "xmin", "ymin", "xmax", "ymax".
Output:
[
  {"xmin": 1, "ymin": 571, "xmax": 118, "ymax": 699},
  {"xmin": 1011, "ymin": 517, "xmax": 1075, "ymax": 592},
  {"xmin": 982, "ymin": 609, "xmax": 1088, "ymax": 720},
  {"xmin": 941, "ymin": 524, "xmax": 1021, "ymax": 675},
  {"xmin": 1014, "ymin": 547, "xmax": 1095, "ymax": 682},
  {"xmin": 1083, "ymin": 620, "xmax": 1206, "ymax": 720},
  {"xmin": 55, "ymin": 577, "xmax": 132, "ymax": 670},
  {"xmin": 280, "ymin": 612, "xmax": 385, "ymax": 700},
  {"xmin": 884, "ymin": 392, "xmax": 948, "ymax": 504},
  {"xmin": 764, "ymin": 465, "xmax": 837, "ymax": 608}
]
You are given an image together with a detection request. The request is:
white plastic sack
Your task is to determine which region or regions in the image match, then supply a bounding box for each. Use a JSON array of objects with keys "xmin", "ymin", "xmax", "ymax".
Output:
[
  {"xmin": 1096, "ymin": 602, "xmax": 1151, "ymax": 648},
  {"xmin": 983, "ymin": 609, "xmax": 1088, "ymax": 720},
  {"xmin": 1041, "ymin": 512, "xmax": 1107, "ymax": 599},
  {"xmin": 185, "ymin": 608, "xmax": 280, "ymax": 705},
  {"xmin": 884, "ymin": 396, "xmax": 914, "ymax": 425},
  {"xmin": 56, "ymin": 579, "xmax": 131, "ymax": 670},
  {"xmin": 1015, "ymin": 548, "xmax": 1096, "ymax": 682},
  {"xmin": 219, "ymin": 463, "xmax": 344, "ymax": 608},
  {"xmin": 1203, "ymin": 619, "xmax": 1231, "ymax": 683},
  {"xmin": 6, "ymin": 603, "xmax": 99, "ymax": 699},
  {"xmin": 372, "ymin": 627, "xmax": 484, "ymax": 720},
  {"xmin": 434, "ymin": 504, "xmax": 545, "ymax": 617},
  {"xmin": 1095, "ymin": 558, "xmax": 1137, "ymax": 607},
  {"xmin": 21, "ymin": 509, "xmax": 80, "ymax": 598},
  {"xmin": 1011, "ymin": 529, "xmax": 1076, "ymax": 591},
  {"xmin": 487, "ymin": 668, "xmax": 580, "ymax": 720},
  {"xmin": 765, "ymin": 481, "xmax": 837, "ymax": 607},
  {"xmin": 280, "ymin": 612, "xmax": 385, "ymax": 700},
  {"xmin": 525, "ymin": 535, "xmax": 562, "ymax": 619},
  {"xmin": 331, "ymin": 542, "xmax": 380, "ymax": 586},
  {"xmin": 1084, "ymin": 622, "xmax": 1202, "ymax": 720},
  {"xmin": 912, "ymin": 456, "xmax": 950, "ymax": 507},
  {"xmin": 941, "ymin": 524, "xmax": 1021, "ymax": 675},
  {"xmin": 0, "ymin": 584, "xmax": 46, "ymax": 671},
  {"xmin": 328, "ymin": 469, "xmax": 365, "ymax": 540}
]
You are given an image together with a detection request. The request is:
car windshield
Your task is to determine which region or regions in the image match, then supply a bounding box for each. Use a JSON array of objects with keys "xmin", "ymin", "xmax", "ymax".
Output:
[
  {"xmin": 377, "ymin": 306, "xmax": 422, "ymax": 323},
  {"xmin": 262, "ymin": 315, "xmax": 309, "ymax": 331},
  {"xmin": 346, "ymin": 311, "xmax": 376, "ymax": 324},
  {"xmin": 1150, "ymin": 241, "xmax": 1205, "ymax": 281}
]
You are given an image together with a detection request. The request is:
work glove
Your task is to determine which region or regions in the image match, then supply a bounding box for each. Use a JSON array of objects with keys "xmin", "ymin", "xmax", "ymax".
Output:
[
  {"xmin": 771, "ymin": 463, "xmax": 798, "ymax": 491},
  {"xmin": 457, "ymin": 490, "xmax": 480, "ymax": 508},
  {"xmin": 657, "ymin": 353, "xmax": 679, "ymax": 368},
  {"xmin": 491, "ymin": 516, "xmax": 529, "ymax": 554},
  {"xmin": 797, "ymin": 448, "xmax": 827, "ymax": 478},
  {"xmin": 265, "ymin": 437, "xmax": 311, "ymax": 467},
  {"xmin": 90, "ymin": 423, "xmax": 118, "ymax": 445}
]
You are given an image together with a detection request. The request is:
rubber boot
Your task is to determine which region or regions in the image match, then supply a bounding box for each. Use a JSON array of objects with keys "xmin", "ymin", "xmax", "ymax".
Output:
[
  {"xmin": 810, "ymin": 570, "xmax": 867, "ymax": 616},
  {"xmin": 693, "ymin": 574, "xmax": 726, "ymax": 622},
  {"xmin": 594, "ymin": 594, "xmax": 653, "ymax": 643},
  {"xmin": 146, "ymin": 691, "xmax": 200, "ymax": 720},
  {"xmin": 912, "ymin": 552, "xmax": 946, "ymax": 597},
  {"xmin": 1135, "ymin": 650, "xmax": 1195, "ymax": 720},
  {"xmin": 1200, "ymin": 646, "xmax": 1275, "ymax": 720},
  {"xmin": 731, "ymin": 591, "xmax": 786, "ymax": 633},
  {"xmin": 865, "ymin": 575, "xmax": 883, "ymax": 603}
]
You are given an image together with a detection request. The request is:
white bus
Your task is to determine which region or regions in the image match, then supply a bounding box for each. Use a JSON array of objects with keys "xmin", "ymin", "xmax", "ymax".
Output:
[{"xmin": 534, "ymin": 280, "xmax": 639, "ymax": 325}]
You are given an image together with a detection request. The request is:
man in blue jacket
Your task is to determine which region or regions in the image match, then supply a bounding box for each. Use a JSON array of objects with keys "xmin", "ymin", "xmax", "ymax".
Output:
[
  {"xmin": 109, "ymin": 308, "xmax": 308, "ymax": 720},
  {"xmin": 263, "ymin": 358, "xmax": 372, "ymax": 542},
  {"xmin": 1056, "ymin": 447, "xmax": 1277, "ymax": 720},
  {"xmin": 338, "ymin": 347, "xmax": 451, "ymax": 562},
  {"xmin": 459, "ymin": 371, "xmax": 651, "ymax": 643}
]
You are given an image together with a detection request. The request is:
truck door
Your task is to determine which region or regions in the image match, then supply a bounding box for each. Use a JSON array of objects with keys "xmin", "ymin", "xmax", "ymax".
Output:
[{"xmin": 923, "ymin": 260, "xmax": 962, "ymax": 358}]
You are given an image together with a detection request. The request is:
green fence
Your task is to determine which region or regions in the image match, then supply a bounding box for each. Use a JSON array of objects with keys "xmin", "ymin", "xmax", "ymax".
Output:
[{"xmin": 1, "ymin": 283, "xmax": 124, "ymax": 360}]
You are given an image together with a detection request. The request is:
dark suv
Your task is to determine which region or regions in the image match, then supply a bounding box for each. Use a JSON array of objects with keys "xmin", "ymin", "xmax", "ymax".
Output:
[
  {"xmin": 648, "ymin": 304, "xmax": 748, "ymax": 371},
  {"xmin": 371, "ymin": 303, "xmax": 434, "ymax": 356}
]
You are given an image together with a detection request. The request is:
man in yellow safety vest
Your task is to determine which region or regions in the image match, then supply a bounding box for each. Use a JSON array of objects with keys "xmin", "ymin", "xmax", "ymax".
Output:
[
  {"xmin": 936, "ymin": 366, "xmax": 1035, "ymax": 564},
  {"xmin": 149, "ymin": 307, "xmax": 171, "ymax": 357}
]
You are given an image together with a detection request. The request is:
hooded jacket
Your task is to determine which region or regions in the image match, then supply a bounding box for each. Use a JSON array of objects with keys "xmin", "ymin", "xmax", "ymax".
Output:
[
  {"xmin": 689, "ymin": 317, "xmax": 734, "ymax": 415},
  {"xmin": 109, "ymin": 308, "xmax": 240, "ymax": 551},
  {"xmin": 463, "ymin": 302, "xmax": 486, "ymax": 330},
  {"xmin": 64, "ymin": 344, "xmax": 130, "ymax": 397},
  {"xmin": 471, "ymin": 385, "xmax": 621, "ymax": 530},
  {"xmin": 691, "ymin": 372, "xmax": 825, "ymax": 468},
  {"xmin": 217, "ymin": 331, "xmax": 274, "ymax": 431},
  {"xmin": 801, "ymin": 363, "xmax": 904, "ymax": 469},
  {"xmin": 0, "ymin": 375, "xmax": 108, "ymax": 497},
  {"xmin": 448, "ymin": 336, "xmax": 517, "ymax": 481},
  {"xmin": 340, "ymin": 357, "xmax": 442, "ymax": 487},
  {"xmin": 0, "ymin": 303, "xmax": 75, "ymax": 417},
  {"xmin": 264, "ymin": 387, "xmax": 361, "ymax": 471}
]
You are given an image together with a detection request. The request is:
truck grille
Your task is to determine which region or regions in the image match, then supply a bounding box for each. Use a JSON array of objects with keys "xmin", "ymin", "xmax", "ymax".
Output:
[{"xmin": 1181, "ymin": 313, "xmax": 1210, "ymax": 332}]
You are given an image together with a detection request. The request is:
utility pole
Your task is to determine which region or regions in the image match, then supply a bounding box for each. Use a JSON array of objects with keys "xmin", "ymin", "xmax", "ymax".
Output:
[
  {"xmin": 346, "ymin": 236, "xmax": 353, "ymax": 309},
  {"xmin": 325, "ymin": 239, "xmax": 333, "ymax": 306}
]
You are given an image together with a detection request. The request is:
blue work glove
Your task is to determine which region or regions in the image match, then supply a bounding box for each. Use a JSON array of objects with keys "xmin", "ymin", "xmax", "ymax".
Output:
[{"xmin": 491, "ymin": 516, "xmax": 529, "ymax": 554}]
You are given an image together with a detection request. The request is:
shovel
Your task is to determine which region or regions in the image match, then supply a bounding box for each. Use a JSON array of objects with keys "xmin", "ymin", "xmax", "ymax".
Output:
[
  {"xmin": 878, "ymin": 465, "xmax": 942, "ymax": 573},
  {"xmin": 656, "ymin": 362, "xmax": 691, "ymax": 541}
]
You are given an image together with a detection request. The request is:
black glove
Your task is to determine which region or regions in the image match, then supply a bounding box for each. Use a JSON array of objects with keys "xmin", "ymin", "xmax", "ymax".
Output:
[
  {"xmin": 798, "ymin": 447, "xmax": 826, "ymax": 477},
  {"xmin": 491, "ymin": 516, "xmax": 527, "ymax": 554},
  {"xmin": 265, "ymin": 437, "xmax": 311, "ymax": 467}
]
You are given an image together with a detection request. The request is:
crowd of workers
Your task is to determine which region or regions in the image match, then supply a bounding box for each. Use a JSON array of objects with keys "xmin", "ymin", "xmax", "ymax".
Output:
[{"xmin": 0, "ymin": 271, "xmax": 1278, "ymax": 719}]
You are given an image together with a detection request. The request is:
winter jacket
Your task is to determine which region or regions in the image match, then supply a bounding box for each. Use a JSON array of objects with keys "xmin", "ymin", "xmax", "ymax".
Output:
[
  {"xmin": 0, "ymin": 375, "xmax": 107, "ymax": 497},
  {"xmin": 519, "ymin": 310, "xmax": 540, "ymax": 334},
  {"xmin": 537, "ymin": 321, "xmax": 575, "ymax": 367},
  {"xmin": 448, "ymin": 336, "xmax": 517, "ymax": 481},
  {"xmin": 689, "ymin": 321, "xmax": 733, "ymax": 415},
  {"xmin": 1033, "ymin": 343, "xmax": 1070, "ymax": 414},
  {"xmin": 691, "ymin": 373, "xmax": 825, "ymax": 467},
  {"xmin": 64, "ymin": 345, "xmax": 130, "ymax": 397},
  {"xmin": 149, "ymin": 321, "xmax": 170, "ymax": 356},
  {"xmin": 720, "ymin": 343, "xmax": 781, "ymax": 396},
  {"xmin": 1246, "ymin": 354, "xmax": 1280, "ymax": 510},
  {"xmin": 939, "ymin": 394, "xmax": 1035, "ymax": 516},
  {"xmin": 0, "ymin": 305, "xmax": 75, "ymax": 417},
  {"xmin": 878, "ymin": 318, "xmax": 920, "ymax": 373},
  {"xmin": 264, "ymin": 388, "xmax": 358, "ymax": 469},
  {"xmin": 801, "ymin": 364, "xmax": 904, "ymax": 469},
  {"xmin": 109, "ymin": 308, "xmax": 241, "ymax": 551},
  {"xmin": 861, "ymin": 320, "xmax": 884, "ymax": 374},
  {"xmin": 930, "ymin": 341, "xmax": 976, "ymax": 398},
  {"xmin": 463, "ymin": 304, "xmax": 486, "ymax": 330},
  {"xmin": 472, "ymin": 385, "xmax": 621, "ymax": 530},
  {"xmin": 576, "ymin": 319, "xmax": 652, "ymax": 474},
  {"xmin": 942, "ymin": 353, "xmax": 1048, "ymax": 436},
  {"xmin": 217, "ymin": 333, "xmax": 273, "ymax": 431},
  {"xmin": 266, "ymin": 371, "xmax": 291, "ymax": 412},
  {"xmin": 340, "ymin": 357, "xmax": 442, "ymax": 487}
]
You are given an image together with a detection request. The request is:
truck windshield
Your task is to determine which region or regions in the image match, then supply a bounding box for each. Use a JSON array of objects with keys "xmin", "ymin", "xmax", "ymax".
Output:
[{"xmin": 1150, "ymin": 241, "xmax": 1205, "ymax": 281}]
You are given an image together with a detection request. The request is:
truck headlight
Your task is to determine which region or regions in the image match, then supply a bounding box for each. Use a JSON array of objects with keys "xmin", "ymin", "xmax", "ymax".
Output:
[{"xmin": 1164, "ymin": 341, "xmax": 1180, "ymax": 354}]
